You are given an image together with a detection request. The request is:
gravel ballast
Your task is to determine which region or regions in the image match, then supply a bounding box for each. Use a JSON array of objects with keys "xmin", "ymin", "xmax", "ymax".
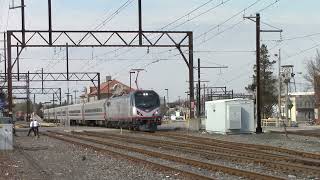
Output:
[{"xmin": 9, "ymin": 132, "xmax": 187, "ymax": 180}]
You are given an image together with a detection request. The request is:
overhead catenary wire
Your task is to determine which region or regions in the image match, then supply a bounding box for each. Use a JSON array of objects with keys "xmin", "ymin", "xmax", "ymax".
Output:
[
  {"xmin": 195, "ymin": 0, "xmax": 264, "ymax": 40},
  {"xmin": 137, "ymin": 0, "xmax": 282, "ymax": 84},
  {"xmin": 160, "ymin": 0, "xmax": 217, "ymax": 30},
  {"xmin": 192, "ymin": 0, "xmax": 282, "ymax": 53},
  {"xmin": 91, "ymin": 0, "xmax": 134, "ymax": 31},
  {"xmin": 79, "ymin": 0, "xmax": 233, "ymax": 78},
  {"xmin": 90, "ymin": 0, "xmax": 232, "ymax": 61},
  {"xmin": 282, "ymin": 42, "xmax": 320, "ymax": 62},
  {"xmin": 152, "ymin": 0, "xmax": 269, "ymax": 57},
  {"xmin": 167, "ymin": 0, "xmax": 232, "ymax": 31}
]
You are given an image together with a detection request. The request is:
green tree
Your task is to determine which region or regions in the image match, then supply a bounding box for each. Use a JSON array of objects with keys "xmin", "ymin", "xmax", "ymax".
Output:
[{"xmin": 246, "ymin": 44, "xmax": 278, "ymax": 118}]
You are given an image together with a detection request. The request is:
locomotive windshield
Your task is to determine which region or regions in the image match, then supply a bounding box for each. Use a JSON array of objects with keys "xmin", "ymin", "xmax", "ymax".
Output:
[{"xmin": 134, "ymin": 91, "xmax": 160, "ymax": 109}]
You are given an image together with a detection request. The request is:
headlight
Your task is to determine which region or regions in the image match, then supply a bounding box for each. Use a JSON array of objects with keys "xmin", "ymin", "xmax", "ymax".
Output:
[{"xmin": 153, "ymin": 110, "xmax": 159, "ymax": 116}]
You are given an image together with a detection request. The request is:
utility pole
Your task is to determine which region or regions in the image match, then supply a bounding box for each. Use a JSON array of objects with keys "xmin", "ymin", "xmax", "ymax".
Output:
[
  {"xmin": 9, "ymin": 0, "xmax": 26, "ymax": 45},
  {"xmin": 52, "ymin": 93, "xmax": 55, "ymax": 107},
  {"xmin": 197, "ymin": 58, "xmax": 200, "ymax": 118},
  {"xmin": 73, "ymin": 90, "xmax": 78, "ymax": 104},
  {"xmin": 66, "ymin": 88, "xmax": 70, "ymax": 105},
  {"xmin": 48, "ymin": 0, "xmax": 52, "ymax": 45},
  {"xmin": 3, "ymin": 33, "xmax": 6, "ymax": 80},
  {"xmin": 66, "ymin": 43, "xmax": 69, "ymax": 80},
  {"xmin": 203, "ymin": 83, "xmax": 206, "ymax": 114},
  {"xmin": 26, "ymin": 71, "xmax": 30, "ymax": 121},
  {"xmin": 244, "ymin": 13, "xmax": 282, "ymax": 134},
  {"xmin": 255, "ymin": 13, "xmax": 262, "ymax": 134},
  {"xmin": 275, "ymin": 49, "xmax": 282, "ymax": 126},
  {"xmin": 138, "ymin": 0, "xmax": 142, "ymax": 45},
  {"xmin": 17, "ymin": 43, "xmax": 20, "ymax": 81}
]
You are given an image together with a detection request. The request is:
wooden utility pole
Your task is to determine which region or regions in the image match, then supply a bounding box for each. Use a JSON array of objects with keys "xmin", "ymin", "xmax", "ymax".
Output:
[{"xmin": 244, "ymin": 13, "xmax": 282, "ymax": 134}]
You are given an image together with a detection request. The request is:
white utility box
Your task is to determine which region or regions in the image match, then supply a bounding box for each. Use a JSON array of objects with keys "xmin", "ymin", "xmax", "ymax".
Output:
[
  {"xmin": 0, "ymin": 117, "xmax": 13, "ymax": 150},
  {"xmin": 205, "ymin": 99, "xmax": 254, "ymax": 134}
]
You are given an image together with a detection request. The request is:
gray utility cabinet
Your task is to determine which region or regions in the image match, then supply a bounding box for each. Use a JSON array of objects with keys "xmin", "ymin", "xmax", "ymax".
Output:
[
  {"xmin": 0, "ymin": 117, "xmax": 13, "ymax": 150},
  {"xmin": 205, "ymin": 99, "xmax": 255, "ymax": 134}
]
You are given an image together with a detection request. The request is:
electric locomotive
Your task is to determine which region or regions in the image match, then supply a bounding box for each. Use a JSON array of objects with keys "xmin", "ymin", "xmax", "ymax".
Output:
[{"xmin": 44, "ymin": 90, "xmax": 162, "ymax": 131}]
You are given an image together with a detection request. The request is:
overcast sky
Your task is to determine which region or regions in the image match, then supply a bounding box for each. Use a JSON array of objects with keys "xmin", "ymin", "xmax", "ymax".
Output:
[{"xmin": 1, "ymin": 0, "xmax": 320, "ymax": 103}]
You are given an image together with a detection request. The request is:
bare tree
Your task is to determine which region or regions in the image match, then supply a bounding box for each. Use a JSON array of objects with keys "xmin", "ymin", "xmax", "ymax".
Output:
[
  {"xmin": 304, "ymin": 50, "xmax": 320, "ymax": 123},
  {"xmin": 304, "ymin": 50, "xmax": 320, "ymax": 87}
]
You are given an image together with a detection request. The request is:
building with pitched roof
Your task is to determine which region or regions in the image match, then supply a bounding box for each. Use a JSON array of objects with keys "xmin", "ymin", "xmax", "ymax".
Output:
[{"xmin": 80, "ymin": 77, "xmax": 135, "ymax": 102}]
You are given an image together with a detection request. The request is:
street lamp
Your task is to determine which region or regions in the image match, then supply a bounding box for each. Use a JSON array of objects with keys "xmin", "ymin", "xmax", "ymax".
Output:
[
  {"xmin": 129, "ymin": 71, "xmax": 136, "ymax": 92},
  {"xmin": 165, "ymin": 89, "xmax": 169, "ymax": 107}
]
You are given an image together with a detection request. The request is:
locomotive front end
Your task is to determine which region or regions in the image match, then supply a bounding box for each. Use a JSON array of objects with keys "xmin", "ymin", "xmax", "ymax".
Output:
[{"xmin": 133, "ymin": 90, "xmax": 161, "ymax": 131}]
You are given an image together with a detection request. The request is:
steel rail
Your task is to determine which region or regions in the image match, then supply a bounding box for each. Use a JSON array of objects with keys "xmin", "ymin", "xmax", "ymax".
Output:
[
  {"xmin": 85, "ymin": 131, "xmax": 320, "ymax": 167},
  {"xmin": 158, "ymin": 132, "xmax": 320, "ymax": 161},
  {"xmin": 77, "ymin": 131, "xmax": 320, "ymax": 176},
  {"xmin": 41, "ymin": 132, "xmax": 214, "ymax": 180},
  {"xmin": 45, "ymin": 131, "xmax": 285, "ymax": 180},
  {"xmin": 42, "ymin": 132, "xmax": 214, "ymax": 180}
]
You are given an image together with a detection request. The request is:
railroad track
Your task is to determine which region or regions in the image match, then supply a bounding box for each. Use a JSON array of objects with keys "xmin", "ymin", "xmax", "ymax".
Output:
[
  {"xmin": 87, "ymin": 130, "xmax": 320, "ymax": 166},
  {"xmin": 78, "ymin": 130, "xmax": 320, "ymax": 177},
  {"xmin": 14, "ymin": 144, "xmax": 53, "ymax": 180},
  {"xmin": 270, "ymin": 130, "xmax": 320, "ymax": 138},
  {"xmin": 155, "ymin": 132, "xmax": 320, "ymax": 161},
  {"xmin": 44, "ymin": 131, "xmax": 285, "ymax": 180}
]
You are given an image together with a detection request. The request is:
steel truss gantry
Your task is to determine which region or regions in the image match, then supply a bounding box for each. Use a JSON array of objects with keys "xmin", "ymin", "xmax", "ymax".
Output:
[
  {"xmin": 6, "ymin": 30, "xmax": 194, "ymax": 118},
  {"xmin": 5, "ymin": 0, "xmax": 195, "ymax": 120}
]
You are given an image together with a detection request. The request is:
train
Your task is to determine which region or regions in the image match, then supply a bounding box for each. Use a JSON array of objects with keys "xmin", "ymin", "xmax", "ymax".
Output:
[{"xmin": 44, "ymin": 90, "xmax": 162, "ymax": 131}]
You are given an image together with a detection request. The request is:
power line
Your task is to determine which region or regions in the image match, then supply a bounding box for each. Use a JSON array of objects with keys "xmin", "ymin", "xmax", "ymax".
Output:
[
  {"xmin": 90, "ymin": 0, "xmax": 231, "ymax": 61},
  {"xmin": 283, "ymin": 42, "xmax": 320, "ymax": 62},
  {"xmin": 160, "ymin": 0, "xmax": 282, "ymax": 58},
  {"xmin": 256, "ymin": 0, "xmax": 280, "ymax": 12},
  {"xmin": 160, "ymin": 0, "xmax": 217, "ymax": 30},
  {"xmin": 193, "ymin": 50, "xmax": 255, "ymax": 53},
  {"xmin": 91, "ymin": 0, "xmax": 134, "ymax": 31},
  {"xmin": 282, "ymin": 32, "xmax": 320, "ymax": 41},
  {"xmin": 260, "ymin": 20, "xmax": 281, "ymax": 31},
  {"xmin": 195, "ymin": 0, "xmax": 263, "ymax": 40},
  {"xmin": 167, "ymin": 0, "xmax": 232, "ymax": 30},
  {"xmin": 22, "ymin": 57, "xmax": 180, "ymax": 61},
  {"xmin": 196, "ymin": 0, "xmax": 281, "ymax": 45}
]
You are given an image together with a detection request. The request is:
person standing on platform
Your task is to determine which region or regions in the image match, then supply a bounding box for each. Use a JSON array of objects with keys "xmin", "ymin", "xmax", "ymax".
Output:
[
  {"xmin": 27, "ymin": 119, "xmax": 36, "ymax": 136},
  {"xmin": 33, "ymin": 118, "xmax": 40, "ymax": 138}
]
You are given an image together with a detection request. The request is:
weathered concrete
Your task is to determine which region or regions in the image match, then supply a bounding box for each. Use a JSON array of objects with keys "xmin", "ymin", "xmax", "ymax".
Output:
[{"xmin": 187, "ymin": 118, "xmax": 201, "ymax": 131}]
